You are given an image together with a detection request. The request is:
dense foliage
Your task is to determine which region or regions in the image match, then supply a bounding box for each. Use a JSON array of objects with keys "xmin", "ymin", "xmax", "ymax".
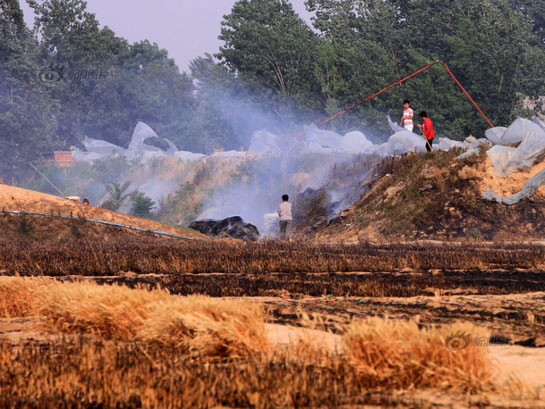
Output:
[{"xmin": 1, "ymin": 0, "xmax": 544, "ymax": 181}]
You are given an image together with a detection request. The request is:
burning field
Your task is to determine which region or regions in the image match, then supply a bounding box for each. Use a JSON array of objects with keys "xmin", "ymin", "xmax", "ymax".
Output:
[
  {"xmin": 3, "ymin": 0, "xmax": 545, "ymax": 405},
  {"xmin": 2, "ymin": 147, "xmax": 545, "ymax": 407},
  {"xmin": 1, "ymin": 219, "xmax": 545, "ymax": 407}
]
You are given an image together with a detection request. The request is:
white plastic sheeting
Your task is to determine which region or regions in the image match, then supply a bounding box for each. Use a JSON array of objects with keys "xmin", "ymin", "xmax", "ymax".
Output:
[
  {"xmin": 248, "ymin": 114, "xmax": 495, "ymax": 158},
  {"xmin": 248, "ymin": 115, "xmax": 430, "ymax": 157},
  {"xmin": 379, "ymin": 130, "xmax": 426, "ymax": 155},
  {"xmin": 72, "ymin": 121, "xmax": 205, "ymax": 163},
  {"xmin": 482, "ymin": 117, "xmax": 545, "ymax": 205},
  {"xmin": 484, "ymin": 127, "xmax": 510, "ymax": 145},
  {"xmin": 127, "ymin": 122, "xmax": 178, "ymax": 158},
  {"xmin": 486, "ymin": 118, "xmax": 545, "ymax": 177},
  {"xmin": 342, "ymin": 131, "xmax": 373, "ymax": 153},
  {"xmin": 482, "ymin": 168, "xmax": 545, "ymax": 205},
  {"xmin": 75, "ymin": 116, "xmax": 494, "ymax": 166},
  {"xmin": 533, "ymin": 116, "xmax": 545, "ymax": 130},
  {"xmin": 81, "ymin": 136, "xmax": 126, "ymax": 156},
  {"xmin": 304, "ymin": 124, "xmax": 344, "ymax": 150}
]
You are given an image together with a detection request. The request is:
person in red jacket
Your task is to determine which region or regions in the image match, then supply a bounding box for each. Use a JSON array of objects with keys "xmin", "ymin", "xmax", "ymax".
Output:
[{"xmin": 417, "ymin": 111, "xmax": 435, "ymax": 152}]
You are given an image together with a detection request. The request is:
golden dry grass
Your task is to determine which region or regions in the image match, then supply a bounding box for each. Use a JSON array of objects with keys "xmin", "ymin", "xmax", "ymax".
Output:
[
  {"xmin": 0, "ymin": 276, "xmax": 268, "ymax": 358},
  {"xmin": 0, "ymin": 277, "xmax": 495, "ymax": 394},
  {"xmin": 343, "ymin": 318, "xmax": 492, "ymax": 392}
]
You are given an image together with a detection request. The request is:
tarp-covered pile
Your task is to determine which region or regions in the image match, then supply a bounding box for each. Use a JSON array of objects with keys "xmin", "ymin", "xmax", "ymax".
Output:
[
  {"xmin": 74, "ymin": 116, "xmax": 494, "ymax": 165},
  {"xmin": 249, "ymin": 116, "xmax": 491, "ymax": 157},
  {"xmin": 72, "ymin": 122, "xmax": 207, "ymax": 164},
  {"xmin": 482, "ymin": 117, "xmax": 545, "ymax": 204}
]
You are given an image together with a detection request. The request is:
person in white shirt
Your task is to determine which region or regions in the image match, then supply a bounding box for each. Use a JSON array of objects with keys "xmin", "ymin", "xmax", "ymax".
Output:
[
  {"xmin": 401, "ymin": 99, "xmax": 414, "ymax": 132},
  {"xmin": 277, "ymin": 194, "xmax": 293, "ymax": 240}
]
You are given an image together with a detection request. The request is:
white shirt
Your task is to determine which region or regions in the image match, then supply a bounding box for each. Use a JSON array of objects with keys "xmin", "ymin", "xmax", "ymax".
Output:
[
  {"xmin": 403, "ymin": 108, "xmax": 414, "ymax": 126},
  {"xmin": 278, "ymin": 202, "xmax": 293, "ymax": 221}
]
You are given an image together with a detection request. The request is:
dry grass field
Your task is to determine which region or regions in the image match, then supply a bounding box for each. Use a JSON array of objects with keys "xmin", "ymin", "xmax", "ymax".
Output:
[
  {"xmin": 1, "ymin": 213, "xmax": 545, "ymax": 407},
  {"xmin": 0, "ymin": 277, "xmax": 504, "ymax": 408}
]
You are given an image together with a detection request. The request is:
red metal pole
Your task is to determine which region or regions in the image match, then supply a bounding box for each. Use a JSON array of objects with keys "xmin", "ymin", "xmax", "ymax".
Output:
[
  {"xmin": 440, "ymin": 62, "xmax": 494, "ymax": 128},
  {"xmin": 318, "ymin": 60, "xmax": 494, "ymax": 128},
  {"xmin": 320, "ymin": 60, "xmax": 442, "ymax": 125}
]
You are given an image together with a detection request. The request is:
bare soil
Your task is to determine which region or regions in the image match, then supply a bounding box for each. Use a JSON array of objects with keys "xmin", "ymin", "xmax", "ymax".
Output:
[
  {"xmin": 308, "ymin": 150, "xmax": 545, "ymax": 243},
  {"xmin": 0, "ymin": 184, "xmax": 206, "ymax": 239},
  {"xmin": 478, "ymin": 156, "xmax": 545, "ymax": 198}
]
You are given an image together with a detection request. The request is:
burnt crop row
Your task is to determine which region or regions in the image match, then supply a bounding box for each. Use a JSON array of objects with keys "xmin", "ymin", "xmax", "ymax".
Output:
[
  {"xmin": 2, "ymin": 239, "xmax": 545, "ymax": 277},
  {"xmin": 147, "ymin": 270, "xmax": 545, "ymax": 298}
]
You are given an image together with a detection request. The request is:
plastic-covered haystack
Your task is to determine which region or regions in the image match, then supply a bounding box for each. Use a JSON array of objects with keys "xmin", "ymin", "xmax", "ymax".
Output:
[
  {"xmin": 387, "ymin": 115, "xmax": 408, "ymax": 133},
  {"xmin": 484, "ymin": 127, "xmax": 510, "ymax": 145},
  {"xmin": 81, "ymin": 136, "xmax": 126, "ymax": 157},
  {"xmin": 435, "ymin": 138, "xmax": 465, "ymax": 151},
  {"xmin": 387, "ymin": 115, "xmax": 492, "ymax": 156},
  {"xmin": 304, "ymin": 124, "xmax": 344, "ymax": 150},
  {"xmin": 126, "ymin": 122, "xmax": 178, "ymax": 159},
  {"xmin": 482, "ymin": 168, "xmax": 545, "ymax": 205},
  {"xmin": 378, "ymin": 131, "xmax": 426, "ymax": 156},
  {"xmin": 73, "ymin": 122, "xmax": 181, "ymax": 163},
  {"xmin": 342, "ymin": 131, "xmax": 373, "ymax": 153},
  {"xmin": 481, "ymin": 117, "xmax": 545, "ymax": 204},
  {"xmin": 486, "ymin": 118, "xmax": 545, "ymax": 177}
]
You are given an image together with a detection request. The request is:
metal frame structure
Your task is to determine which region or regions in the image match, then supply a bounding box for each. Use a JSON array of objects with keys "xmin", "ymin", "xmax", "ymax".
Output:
[{"xmin": 319, "ymin": 60, "xmax": 494, "ymax": 128}]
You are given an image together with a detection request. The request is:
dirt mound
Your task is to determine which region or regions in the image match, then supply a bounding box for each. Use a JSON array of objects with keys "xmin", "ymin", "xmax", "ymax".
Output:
[
  {"xmin": 308, "ymin": 149, "xmax": 545, "ymax": 242},
  {"xmin": 0, "ymin": 184, "xmax": 206, "ymax": 240}
]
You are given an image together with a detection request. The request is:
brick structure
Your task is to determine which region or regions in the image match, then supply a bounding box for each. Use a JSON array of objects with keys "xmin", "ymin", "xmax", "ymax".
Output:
[{"xmin": 53, "ymin": 151, "xmax": 75, "ymax": 168}]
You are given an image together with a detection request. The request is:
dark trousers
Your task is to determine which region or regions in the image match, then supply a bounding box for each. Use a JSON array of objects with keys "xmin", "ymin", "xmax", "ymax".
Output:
[
  {"xmin": 425, "ymin": 138, "xmax": 434, "ymax": 152},
  {"xmin": 279, "ymin": 220, "xmax": 292, "ymax": 240}
]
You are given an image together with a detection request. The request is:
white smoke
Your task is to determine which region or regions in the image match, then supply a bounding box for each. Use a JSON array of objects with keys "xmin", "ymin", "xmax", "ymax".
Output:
[{"xmin": 68, "ymin": 115, "xmax": 494, "ymax": 234}]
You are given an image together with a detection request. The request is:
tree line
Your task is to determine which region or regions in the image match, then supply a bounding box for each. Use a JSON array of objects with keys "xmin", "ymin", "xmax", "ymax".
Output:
[{"xmin": 1, "ymin": 0, "xmax": 544, "ymax": 182}]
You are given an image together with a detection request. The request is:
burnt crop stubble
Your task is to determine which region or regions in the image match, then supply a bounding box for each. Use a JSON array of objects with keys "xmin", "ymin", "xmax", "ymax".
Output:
[{"xmin": 1, "ymin": 237, "xmax": 545, "ymax": 297}]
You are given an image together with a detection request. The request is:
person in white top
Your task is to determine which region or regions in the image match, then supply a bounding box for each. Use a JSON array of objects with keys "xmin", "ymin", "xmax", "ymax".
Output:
[
  {"xmin": 401, "ymin": 99, "xmax": 414, "ymax": 132},
  {"xmin": 277, "ymin": 194, "xmax": 293, "ymax": 240}
]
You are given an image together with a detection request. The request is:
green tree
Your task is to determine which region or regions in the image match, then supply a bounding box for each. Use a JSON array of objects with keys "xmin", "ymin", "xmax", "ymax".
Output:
[
  {"xmin": 101, "ymin": 181, "xmax": 131, "ymax": 211},
  {"xmin": 130, "ymin": 190, "xmax": 155, "ymax": 219},
  {"xmin": 218, "ymin": 0, "xmax": 323, "ymax": 123},
  {"xmin": 0, "ymin": 0, "xmax": 59, "ymax": 180},
  {"xmin": 28, "ymin": 0, "xmax": 196, "ymax": 149},
  {"xmin": 508, "ymin": 0, "xmax": 545, "ymax": 45},
  {"xmin": 188, "ymin": 53, "xmax": 287, "ymax": 151},
  {"xmin": 306, "ymin": 0, "xmax": 545, "ymax": 139}
]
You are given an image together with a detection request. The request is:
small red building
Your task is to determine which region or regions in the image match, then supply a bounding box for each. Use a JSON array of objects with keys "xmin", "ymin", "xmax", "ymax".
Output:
[{"xmin": 52, "ymin": 151, "xmax": 75, "ymax": 168}]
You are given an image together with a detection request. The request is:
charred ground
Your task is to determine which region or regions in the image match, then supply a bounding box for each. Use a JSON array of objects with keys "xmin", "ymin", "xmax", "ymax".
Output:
[{"xmin": 297, "ymin": 148, "xmax": 545, "ymax": 242}]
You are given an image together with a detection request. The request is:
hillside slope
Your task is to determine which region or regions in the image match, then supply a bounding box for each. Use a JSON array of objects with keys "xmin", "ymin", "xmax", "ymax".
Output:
[
  {"xmin": 308, "ymin": 149, "xmax": 545, "ymax": 242},
  {"xmin": 0, "ymin": 185, "xmax": 206, "ymax": 240}
]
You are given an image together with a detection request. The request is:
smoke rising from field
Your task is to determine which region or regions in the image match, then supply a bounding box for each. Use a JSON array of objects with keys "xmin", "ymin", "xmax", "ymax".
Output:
[
  {"xmin": 197, "ymin": 144, "xmax": 378, "ymax": 234},
  {"xmin": 16, "ymin": 84, "xmax": 416, "ymax": 234}
]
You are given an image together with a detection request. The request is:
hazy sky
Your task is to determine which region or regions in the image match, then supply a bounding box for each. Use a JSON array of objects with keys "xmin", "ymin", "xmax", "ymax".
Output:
[{"xmin": 19, "ymin": 0, "xmax": 313, "ymax": 72}]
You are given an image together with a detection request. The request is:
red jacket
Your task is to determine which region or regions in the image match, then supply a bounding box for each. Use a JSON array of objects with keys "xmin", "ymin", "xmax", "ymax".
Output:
[{"xmin": 422, "ymin": 117, "xmax": 435, "ymax": 140}]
